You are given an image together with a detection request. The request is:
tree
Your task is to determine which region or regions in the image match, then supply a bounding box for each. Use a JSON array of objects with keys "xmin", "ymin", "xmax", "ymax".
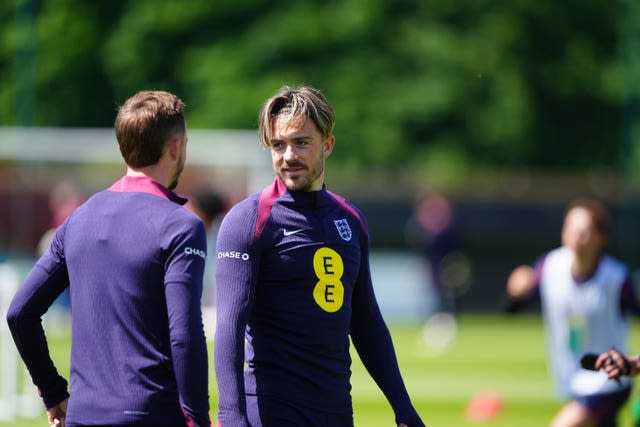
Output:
[{"xmin": 1, "ymin": 0, "xmax": 638, "ymax": 175}]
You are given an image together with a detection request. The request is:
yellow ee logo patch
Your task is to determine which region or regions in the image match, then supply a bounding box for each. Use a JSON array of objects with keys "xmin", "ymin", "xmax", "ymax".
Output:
[{"xmin": 312, "ymin": 247, "xmax": 344, "ymax": 313}]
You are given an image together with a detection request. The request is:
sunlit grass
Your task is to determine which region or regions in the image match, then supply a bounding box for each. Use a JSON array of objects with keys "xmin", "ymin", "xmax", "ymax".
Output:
[{"xmin": 3, "ymin": 314, "xmax": 640, "ymax": 426}]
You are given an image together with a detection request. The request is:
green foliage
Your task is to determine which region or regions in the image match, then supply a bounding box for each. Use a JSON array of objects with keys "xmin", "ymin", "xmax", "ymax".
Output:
[{"xmin": 1, "ymin": 0, "xmax": 638, "ymax": 173}]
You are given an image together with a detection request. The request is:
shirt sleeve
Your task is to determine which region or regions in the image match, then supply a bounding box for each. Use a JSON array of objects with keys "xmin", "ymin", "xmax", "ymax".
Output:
[
  {"xmin": 214, "ymin": 201, "xmax": 260, "ymax": 427},
  {"xmin": 163, "ymin": 212, "xmax": 211, "ymax": 427},
  {"xmin": 516, "ymin": 256, "xmax": 544, "ymax": 304},
  {"xmin": 6, "ymin": 224, "xmax": 70, "ymax": 409},
  {"xmin": 350, "ymin": 225, "xmax": 425, "ymax": 427}
]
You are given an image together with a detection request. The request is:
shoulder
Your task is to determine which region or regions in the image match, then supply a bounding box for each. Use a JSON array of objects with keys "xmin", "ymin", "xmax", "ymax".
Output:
[
  {"xmin": 544, "ymin": 247, "xmax": 570, "ymax": 264},
  {"xmin": 600, "ymin": 254, "xmax": 629, "ymax": 279},
  {"xmin": 535, "ymin": 248, "xmax": 566, "ymax": 279},
  {"xmin": 177, "ymin": 205, "xmax": 206, "ymax": 228},
  {"xmin": 326, "ymin": 191, "xmax": 366, "ymax": 227},
  {"xmin": 161, "ymin": 204, "xmax": 207, "ymax": 246},
  {"xmin": 221, "ymin": 193, "xmax": 260, "ymax": 225},
  {"xmin": 215, "ymin": 193, "xmax": 264, "ymax": 254},
  {"xmin": 65, "ymin": 190, "xmax": 104, "ymax": 217},
  {"xmin": 217, "ymin": 193, "xmax": 261, "ymax": 240},
  {"xmin": 601, "ymin": 253, "xmax": 626, "ymax": 269}
]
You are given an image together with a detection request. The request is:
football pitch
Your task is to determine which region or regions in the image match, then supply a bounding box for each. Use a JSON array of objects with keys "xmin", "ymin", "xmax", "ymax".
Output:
[{"xmin": 4, "ymin": 314, "xmax": 640, "ymax": 426}]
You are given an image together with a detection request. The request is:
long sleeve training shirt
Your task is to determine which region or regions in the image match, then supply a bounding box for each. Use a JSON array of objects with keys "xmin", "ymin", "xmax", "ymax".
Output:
[
  {"xmin": 7, "ymin": 175, "xmax": 210, "ymax": 427},
  {"xmin": 214, "ymin": 177, "xmax": 423, "ymax": 426}
]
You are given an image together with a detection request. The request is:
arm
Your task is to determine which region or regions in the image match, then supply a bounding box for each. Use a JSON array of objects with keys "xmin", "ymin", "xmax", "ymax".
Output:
[
  {"xmin": 164, "ymin": 214, "xmax": 211, "ymax": 427},
  {"xmin": 506, "ymin": 265, "xmax": 536, "ymax": 298},
  {"xmin": 5, "ymin": 225, "xmax": 70, "ymax": 410},
  {"xmin": 214, "ymin": 203, "xmax": 259, "ymax": 427},
  {"xmin": 350, "ymin": 233, "xmax": 425, "ymax": 427},
  {"xmin": 504, "ymin": 258, "xmax": 543, "ymax": 313}
]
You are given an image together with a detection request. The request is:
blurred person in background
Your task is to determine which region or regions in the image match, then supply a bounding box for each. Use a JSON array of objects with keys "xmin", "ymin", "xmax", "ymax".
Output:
[
  {"xmin": 37, "ymin": 180, "xmax": 85, "ymax": 257},
  {"xmin": 405, "ymin": 188, "xmax": 460, "ymax": 315},
  {"xmin": 505, "ymin": 198, "xmax": 640, "ymax": 427},
  {"xmin": 214, "ymin": 85, "xmax": 424, "ymax": 427},
  {"xmin": 36, "ymin": 181, "xmax": 86, "ymax": 322},
  {"xmin": 405, "ymin": 188, "xmax": 468, "ymax": 353},
  {"xmin": 187, "ymin": 187, "xmax": 226, "ymax": 232},
  {"xmin": 185, "ymin": 187, "xmax": 227, "ymax": 337},
  {"xmin": 6, "ymin": 90, "xmax": 211, "ymax": 427}
]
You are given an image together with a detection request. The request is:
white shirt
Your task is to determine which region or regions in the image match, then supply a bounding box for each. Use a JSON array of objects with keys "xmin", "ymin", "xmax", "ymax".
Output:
[{"xmin": 539, "ymin": 247, "xmax": 631, "ymax": 397}]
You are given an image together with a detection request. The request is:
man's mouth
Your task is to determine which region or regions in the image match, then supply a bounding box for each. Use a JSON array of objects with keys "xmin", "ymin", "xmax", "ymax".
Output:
[{"xmin": 283, "ymin": 163, "xmax": 305, "ymax": 173}]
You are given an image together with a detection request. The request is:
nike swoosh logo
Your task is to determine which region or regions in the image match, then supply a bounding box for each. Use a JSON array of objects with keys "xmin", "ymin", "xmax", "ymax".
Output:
[{"xmin": 283, "ymin": 228, "xmax": 305, "ymax": 236}]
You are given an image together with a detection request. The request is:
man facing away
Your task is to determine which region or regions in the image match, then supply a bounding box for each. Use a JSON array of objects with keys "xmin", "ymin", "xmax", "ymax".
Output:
[
  {"xmin": 214, "ymin": 85, "xmax": 425, "ymax": 427},
  {"xmin": 7, "ymin": 90, "xmax": 211, "ymax": 427}
]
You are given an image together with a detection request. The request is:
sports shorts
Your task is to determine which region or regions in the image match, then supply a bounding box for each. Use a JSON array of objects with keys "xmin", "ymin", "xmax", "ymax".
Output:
[
  {"xmin": 576, "ymin": 385, "xmax": 631, "ymax": 427},
  {"xmin": 246, "ymin": 394, "xmax": 354, "ymax": 427}
]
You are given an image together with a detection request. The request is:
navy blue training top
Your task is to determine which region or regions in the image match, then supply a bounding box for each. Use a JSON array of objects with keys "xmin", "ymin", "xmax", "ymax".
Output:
[
  {"xmin": 214, "ymin": 177, "xmax": 423, "ymax": 426},
  {"xmin": 7, "ymin": 175, "xmax": 211, "ymax": 427}
]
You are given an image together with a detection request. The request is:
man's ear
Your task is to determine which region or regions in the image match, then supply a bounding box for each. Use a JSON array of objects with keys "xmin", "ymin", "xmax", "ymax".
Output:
[
  {"xmin": 166, "ymin": 138, "xmax": 181, "ymax": 161},
  {"xmin": 323, "ymin": 135, "xmax": 336, "ymax": 159}
]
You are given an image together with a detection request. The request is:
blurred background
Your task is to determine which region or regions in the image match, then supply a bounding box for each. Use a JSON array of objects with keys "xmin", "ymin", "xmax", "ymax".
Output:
[
  {"xmin": 2, "ymin": 0, "xmax": 640, "ymax": 424},
  {"xmin": 1, "ymin": 0, "xmax": 640, "ymax": 313}
]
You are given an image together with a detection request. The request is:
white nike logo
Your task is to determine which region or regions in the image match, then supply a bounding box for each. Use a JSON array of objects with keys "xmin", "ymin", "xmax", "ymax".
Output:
[{"xmin": 283, "ymin": 228, "xmax": 305, "ymax": 237}]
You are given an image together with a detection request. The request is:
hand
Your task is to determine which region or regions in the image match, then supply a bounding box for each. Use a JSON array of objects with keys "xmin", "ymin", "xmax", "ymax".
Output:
[
  {"xmin": 595, "ymin": 349, "xmax": 633, "ymax": 380},
  {"xmin": 398, "ymin": 424, "xmax": 408, "ymax": 427},
  {"xmin": 47, "ymin": 398, "xmax": 68, "ymax": 427},
  {"xmin": 506, "ymin": 265, "xmax": 535, "ymax": 298}
]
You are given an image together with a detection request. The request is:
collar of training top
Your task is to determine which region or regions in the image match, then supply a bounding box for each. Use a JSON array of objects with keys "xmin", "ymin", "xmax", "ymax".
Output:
[{"xmin": 108, "ymin": 175, "xmax": 188, "ymax": 205}]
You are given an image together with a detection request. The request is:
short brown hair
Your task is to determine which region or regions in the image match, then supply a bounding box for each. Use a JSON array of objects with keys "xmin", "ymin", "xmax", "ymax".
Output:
[
  {"xmin": 566, "ymin": 198, "xmax": 611, "ymax": 238},
  {"xmin": 258, "ymin": 85, "xmax": 335, "ymax": 148},
  {"xmin": 115, "ymin": 90, "xmax": 186, "ymax": 168}
]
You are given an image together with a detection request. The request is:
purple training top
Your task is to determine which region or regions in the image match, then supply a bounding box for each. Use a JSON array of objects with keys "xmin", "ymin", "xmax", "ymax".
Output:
[
  {"xmin": 7, "ymin": 175, "xmax": 210, "ymax": 427},
  {"xmin": 214, "ymin": 177, "xmax": 423, "ymax": 427}
]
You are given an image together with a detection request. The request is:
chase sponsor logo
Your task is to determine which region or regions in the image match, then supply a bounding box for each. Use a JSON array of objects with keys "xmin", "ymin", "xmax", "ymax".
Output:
[
  {"xmin": 185, "ymin": 247, "xmax": 206, "ymax": 260},
  {"xmin": 217, "ymin": 251, "xmax": 250, "ymax": 261},
  {"xmin": 124, "ymin": 410, "xmax": 150, "ymax": 416}
]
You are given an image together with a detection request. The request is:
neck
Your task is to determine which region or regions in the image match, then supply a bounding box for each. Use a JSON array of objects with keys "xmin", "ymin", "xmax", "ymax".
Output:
[
  {"xmin": 126, "ymin": 165, "xmax": 169, "ymax": 188},
  {"xmin": 308, "ymin": 171, "xmax": 325, "ymax": 192},
  {"xmin": 571, "ymin": 251, "xmax": 599, "ymax": 281}
]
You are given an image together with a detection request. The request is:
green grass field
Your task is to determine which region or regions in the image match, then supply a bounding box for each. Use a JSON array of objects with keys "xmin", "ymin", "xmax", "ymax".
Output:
[{"xmin": 3, "ymin": 314, "xmax": 640, "ymax": 426}]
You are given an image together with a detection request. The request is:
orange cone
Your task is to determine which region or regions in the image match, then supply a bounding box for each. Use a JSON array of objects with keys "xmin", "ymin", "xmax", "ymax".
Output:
[{"xmin": 464, "ymin": 390, "xmax": 504, "ymax": 422}]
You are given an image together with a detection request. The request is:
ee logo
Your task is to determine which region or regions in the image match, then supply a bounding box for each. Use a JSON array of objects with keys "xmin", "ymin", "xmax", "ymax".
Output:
[{"xmin": 312, "ymin": 247, "xmax": 344, "ymax": 313}]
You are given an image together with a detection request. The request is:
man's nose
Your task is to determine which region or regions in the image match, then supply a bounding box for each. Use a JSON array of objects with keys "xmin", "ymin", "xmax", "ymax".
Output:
[{"xmin": 283, "ymin": 144, "xmax": 298, "ymax": 161}]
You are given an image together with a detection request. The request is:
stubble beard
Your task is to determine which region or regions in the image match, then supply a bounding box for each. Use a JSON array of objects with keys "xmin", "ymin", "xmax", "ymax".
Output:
[
  {"xmin": 168, "ymin": 154, "xmax": 185, "ymax": 190},
  {"xmin": 279, "ymin": 161, "xmax": 323, "ymax": 192},
  {"xmin": 281, "ymin": 173, "xmax": 311, "ymax": 192}
]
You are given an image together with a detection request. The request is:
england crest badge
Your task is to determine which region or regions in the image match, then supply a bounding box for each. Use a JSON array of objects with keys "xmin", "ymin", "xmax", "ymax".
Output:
[{"xmin": 334, "ymin": 219, "xmax": 352, "ymax": 241}]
